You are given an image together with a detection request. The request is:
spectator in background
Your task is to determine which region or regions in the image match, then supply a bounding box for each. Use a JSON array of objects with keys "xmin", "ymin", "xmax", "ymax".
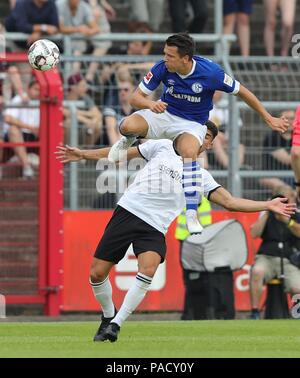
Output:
[
  {"xmin": 168, "ymin": 0, "xmax": 208, "ymax": 34},
  {"xmin": 84, "ymin": 0, "xmax": 116, "ymax": 84},
  {"xmin": 264, "ymin": 0, "xmax": 296, "ymax": 60},
  {"xmin": 0, "ymin": 58, "xmax": 27, "ymax": 166},
  {"xmin": 260, "ymin": 109, "xmax": 295, "ymax": 191},
  {"xmin": 3, "ymin": 79, "xmax": 40, "ymax": 179},
  {"xmin": 56, "ymin": 0, "xmax": 100, "ymax": 75},
  {"xmin": 5, "ymin": 0, "xmax": 59, "ymax": 47},
  {"xmin": 64, "ymin": 73, "xmax": 102, "ymax": 145},
  {"xmin": 208, "ymin": 91, "xmax": 245, "ymax": 169},
  {"xmin": 128, "ymin": 0, "xmax": 165, "ymax": 32},
  {"xmin": 127, "ymin": 23, "xmax": 153, "ymax": 56},
  {"xmin": 291, "ymin": 106, "xmax": 300, "ymax": 202},
  {"xmin": 250, "ymin": 185, "xmax": 300, "ymax": 319},
  {"xmin": 100, "ymin": 77, "xmax": 135, "ymax": 146},
  {"xmin": 223, "ymin": 0, "xmax": 253, "ymax": 57},
  {"xmin": 101, "ymin": 26, "xmax": 155, "ymax": 108}
]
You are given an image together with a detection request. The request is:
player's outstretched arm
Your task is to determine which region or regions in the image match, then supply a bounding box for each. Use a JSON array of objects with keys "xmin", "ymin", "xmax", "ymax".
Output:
[
  {"xmin": 237, "ymin": 85, "xmax": 289, "ymax": 133},
  {"xmin": 55, "ymin": 145, "xmax": 141, "ymax": 163},
  {"xmin": 209, "ymin": 186, "xmax": 296, "ymax": 216}
]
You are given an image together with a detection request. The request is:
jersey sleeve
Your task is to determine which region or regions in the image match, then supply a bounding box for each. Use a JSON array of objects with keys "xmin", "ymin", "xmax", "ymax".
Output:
[
  {"xmin": 138, "ymin": 61, "xmax": 165, "ymax": 95},
  {"xmin": 202, "ymin": 169, "xmax": 221, "ymax": 198},
  {"xmin": 212, "ymin": 64, "xmax": 240, "ymax": 95}
]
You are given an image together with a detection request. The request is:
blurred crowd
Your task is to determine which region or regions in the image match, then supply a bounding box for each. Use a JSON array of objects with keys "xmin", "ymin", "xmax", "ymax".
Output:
[{"xmin": 0, "ymin": 0, "xmax": 298, "ymax": 180}]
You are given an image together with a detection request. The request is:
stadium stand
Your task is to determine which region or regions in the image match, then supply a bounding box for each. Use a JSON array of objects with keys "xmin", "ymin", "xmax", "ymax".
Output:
[{"xmin": 1, "ymin": 0, "xmax": 300, "ymax": 316}]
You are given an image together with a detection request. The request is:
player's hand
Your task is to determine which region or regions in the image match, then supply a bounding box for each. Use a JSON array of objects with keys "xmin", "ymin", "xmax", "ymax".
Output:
[
  {"xmin": 149, "ymin": 101, "xmax": 168, "ymax": 114},
  {"xmin": 267, "ymin": 197, "xmax": 296, "ymax": 217},
  {"xmin": 55, "ymin": 145, "xmax": 83, "ymax": 163},
  {"xmin": 27, "ymin": 32, "xmax": 42, "ymax": 45},
  {"xmin": 46, "ymin": 25, "xmax": 58, "ymax": 35},
  {"xmin": 77, "ymin": 25, "xmax": 91, "ymax": 36},
  {"xmin": 267, "ymin": 116, "xmax": 290, "ymax": 133}
]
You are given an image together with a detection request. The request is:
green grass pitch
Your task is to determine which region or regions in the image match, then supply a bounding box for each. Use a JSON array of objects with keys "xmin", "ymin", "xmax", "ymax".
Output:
[{"xmin": 0, "ymin": 320, "xmax": 300, "ymax": 358}]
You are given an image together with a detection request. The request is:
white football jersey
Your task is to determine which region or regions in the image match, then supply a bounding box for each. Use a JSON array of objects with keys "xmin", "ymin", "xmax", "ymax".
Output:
[{"xmin": 118, "ymin": 140, "xmax": 220, "ymax": 234}]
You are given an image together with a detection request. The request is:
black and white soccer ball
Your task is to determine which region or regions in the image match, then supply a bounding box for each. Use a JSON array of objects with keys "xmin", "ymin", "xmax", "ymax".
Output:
[{"xmin": 28, "ymin": 39, "xmax": 60, "ymax": 72}]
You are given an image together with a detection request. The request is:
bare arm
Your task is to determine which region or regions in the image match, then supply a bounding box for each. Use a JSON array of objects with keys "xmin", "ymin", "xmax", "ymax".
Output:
[
  {"xmin": 59, "ymin": 20, "xmax": 82, "ymax": 34},
  {"xmin": 212, "ymin": 133, "xmax": 229, "ymax": 168},
  {"xmin": 271, "ymin": 148, "xmax": 291, "ymax": 166},
  {"xmin": 130, "ymin": 88, "xmax": 168, "ymax": 113},
  {"xmin": 55, "ymin": 145, "xmax": 141, "ymax": 163},
  {"xmin": 209, "ymin": 186, "xmax": 296, "ymax": 216},
  {"xmin": 237, "ymin": 85, "xmax": 289, "ymax": 133},
  {"xmin": 77, "ymin": 106, "xmax": 101, "ymax": 120},
  {"xmin": 4, "ymin": 115, "xmax": 38, "ymax": 135},
  {"xmin": 273, "ymin": 214, "xmax": 300, "ymax": 238},
  {"xmin": 287, "ymin": 220, "xmax": 300, "ymax": 238},
  {"xmin": 104, "ymin": 115, "xmax": 121, "ymax": 145},
  {"xmin": 250, "ymin": 212, "xmax": 269, "ymax": 238},
  {"xmin": 85, "ymin": 19, "xmax": 100, "ymax": 36}
]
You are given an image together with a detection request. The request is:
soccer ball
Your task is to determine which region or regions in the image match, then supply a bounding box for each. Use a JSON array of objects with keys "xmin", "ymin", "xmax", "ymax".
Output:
[{"xmin": 28, "ymin": 39, "xmax": 60, "ymax": 71}]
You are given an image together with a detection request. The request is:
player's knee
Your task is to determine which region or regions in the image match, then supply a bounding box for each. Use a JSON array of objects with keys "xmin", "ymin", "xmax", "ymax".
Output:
[
  {"xmin": 90, "ymin": 267, "xmax": 106, "ymax": 283},
  {"xmin": 282, "ymin": 20, "xmax": 293, "ymax": 32},
  {"xmin": 8, "ymin": 125, "xmax": 21, "ymax": 137},
  {"xmin": 267, "ymin": 18, "xmax": 276, "ymax": 30},
  {"xmin": 138, "ymin": 265, "xmax": 157, "ymax": 278},
  {"xmin": 119, "ymin": 118, "xmax": 133, "ymax": 135}
]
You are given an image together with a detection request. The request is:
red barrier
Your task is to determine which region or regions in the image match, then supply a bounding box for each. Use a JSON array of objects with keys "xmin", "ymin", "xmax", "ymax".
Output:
[
  {"xmin": 3, "ymin": 55, "xmax": 64, "ymax": 315},
  {"xmin": 63, "ymin": 210, "xmax": 262, "ymax": 312}
]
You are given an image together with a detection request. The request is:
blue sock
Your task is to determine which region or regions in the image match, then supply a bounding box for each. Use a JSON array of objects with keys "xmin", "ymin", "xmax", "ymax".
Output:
[{"xmin": 182, "ymin": 160, "xmax": 202, "ymax": 211}]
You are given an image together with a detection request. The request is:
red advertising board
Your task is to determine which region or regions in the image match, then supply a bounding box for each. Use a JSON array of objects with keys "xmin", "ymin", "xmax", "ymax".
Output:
[{"xmin": 62, "ymin": 210, "xmax": 262, "ymax": 312}]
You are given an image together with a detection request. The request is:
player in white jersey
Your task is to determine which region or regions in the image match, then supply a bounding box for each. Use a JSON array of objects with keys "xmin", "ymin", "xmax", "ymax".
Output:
[
  {"xmin": 107, "ymin": 32, "xmax": 290, "ymax": 235},
  {"xmin": 55, "ymin": 122, "xmax": 295, "ymax": 343}
]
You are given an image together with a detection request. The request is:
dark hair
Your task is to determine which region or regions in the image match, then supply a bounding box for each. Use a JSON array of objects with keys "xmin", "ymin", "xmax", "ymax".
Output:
[
  {"xmin": 165, "ymin": 33, "xmax": 195, "ymax": 60},
  {"xmin": 205, "ymin": 120, "xmax": 218, "ymax": 140},
  {"xmin": 68, "ymin": 73, "xmax": 84, "ymax": 87}
]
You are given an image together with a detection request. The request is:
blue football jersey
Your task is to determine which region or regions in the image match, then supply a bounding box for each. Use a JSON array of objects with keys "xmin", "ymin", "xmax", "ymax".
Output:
[{"xmin": 139, "ymin": 56, "xmax": 240, "ymax": 124}]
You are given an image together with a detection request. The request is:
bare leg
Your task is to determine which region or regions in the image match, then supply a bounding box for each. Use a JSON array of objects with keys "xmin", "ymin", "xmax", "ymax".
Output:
[
  {"xmin": 90, "ymin": 257, "xmax": 114, "ymax": 283},
  {"xmin": 264, "ymin": 0, "xmax": 279, "ymax": 56},
  {"xmin": 8, "ymin": 126, "xmax": 29, "ymax": 168},
  {"xmin": 236, "ymin": 13, "xmax": 250, "ymax": 57},
  {"xmin": 250, "ymin": 267, "xmax": 265, "ymax": 309},
  {"xmin": 120, "ymin": 113, "xmax": 149, "ymax": 137},
  {"xmin": 280, "ymin": 0, "xmax": 296, "ymax": 56},
  {"xmin": 291, "ymin": 146, "xmax": 300, "ymax": 198},
  {"xmin": 238, "ymin": 143, "xmax": 245, "ymax": 166},
  {"xmin": 223, "ymin": 13, "xmax": 236, "ymax": 54}
]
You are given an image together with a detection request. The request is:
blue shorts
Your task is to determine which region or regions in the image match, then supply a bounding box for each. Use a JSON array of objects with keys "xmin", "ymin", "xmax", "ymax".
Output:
[{"xmin": 223, "ymin": 0, "xmax": 253, "ymax": 15}]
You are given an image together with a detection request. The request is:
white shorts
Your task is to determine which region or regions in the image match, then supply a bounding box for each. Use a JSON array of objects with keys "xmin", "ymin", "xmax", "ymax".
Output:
[{"xmin": 135, "ymin": 109, "xmax": 207, "ymax": 145}]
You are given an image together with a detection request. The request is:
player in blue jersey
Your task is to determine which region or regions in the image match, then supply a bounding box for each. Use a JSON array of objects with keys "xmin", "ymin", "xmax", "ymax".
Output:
[{"xmin": 108, "ymin": 32, "xmax": 290, "ymax": 234}]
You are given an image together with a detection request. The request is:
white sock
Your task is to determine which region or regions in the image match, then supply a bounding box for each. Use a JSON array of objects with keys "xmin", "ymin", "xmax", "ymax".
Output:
[
  {"xmin": 112, "ymin": 272, "xmax": 152, "ymax": 327},
  {"xmin": 89, "ymin": 276, "xmax": 115, "ymax": 318}
]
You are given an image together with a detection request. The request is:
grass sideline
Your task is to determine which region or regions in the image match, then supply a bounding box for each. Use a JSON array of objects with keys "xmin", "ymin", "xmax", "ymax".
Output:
[{"xmin": 0, "ymin": 320, "xmax": 299, "ymax": 358}]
